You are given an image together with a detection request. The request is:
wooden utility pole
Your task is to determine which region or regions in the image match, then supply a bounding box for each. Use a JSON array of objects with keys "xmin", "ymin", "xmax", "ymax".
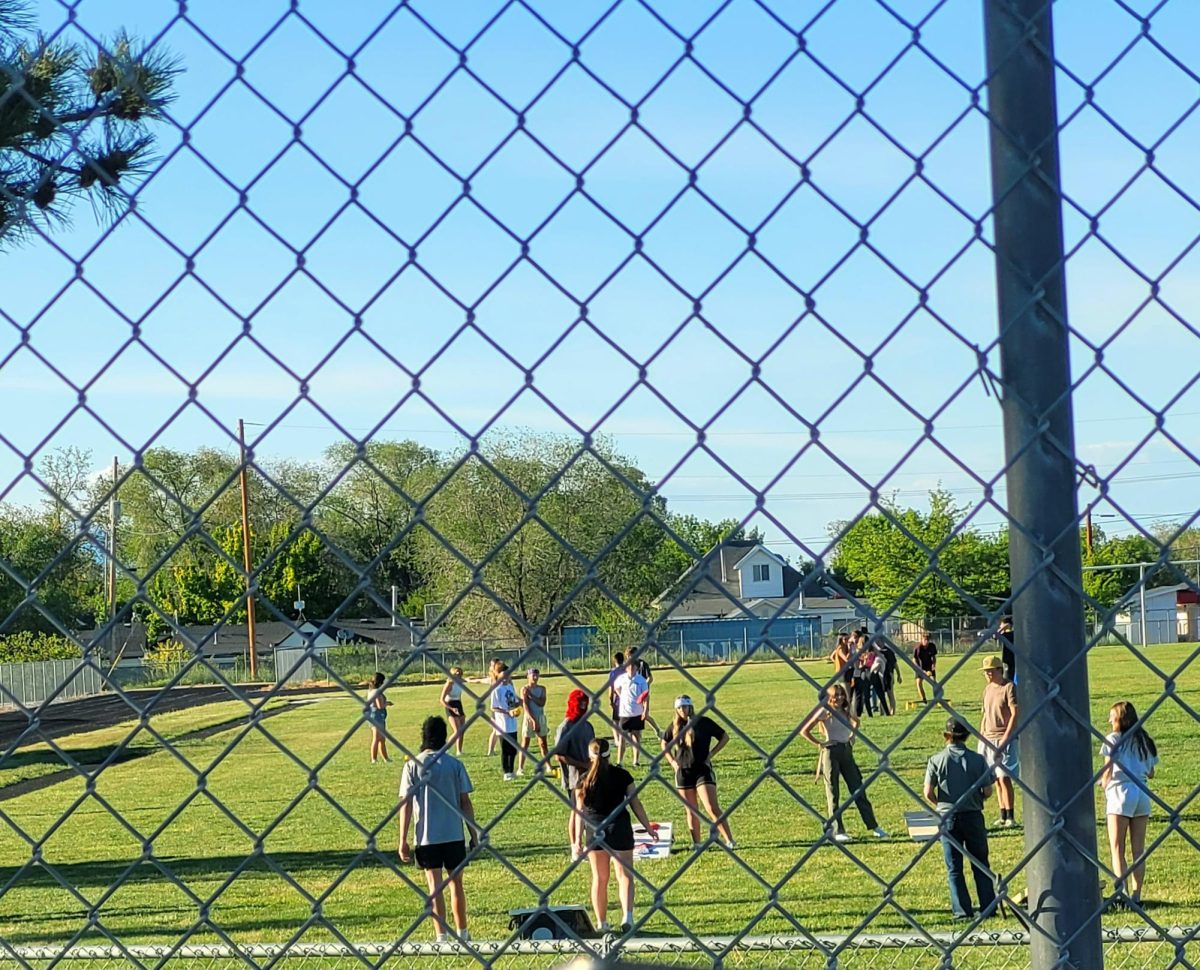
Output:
[{"xmin": 237, "ymin": 419, "xmax": 258, "ymax": 680}]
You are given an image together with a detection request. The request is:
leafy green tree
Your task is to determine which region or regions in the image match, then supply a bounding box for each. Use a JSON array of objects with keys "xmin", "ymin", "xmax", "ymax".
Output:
[
  {"xmin": 0, "ymin": 505, "xmax": 96, "ymax": 633},
  {"xmin": 1, "ymin": 0, "xmax": 177, "ymax": 245},
  {"xmin": 830, "ymin": 489, "xmax": 1009, "ymax": 621},
  {"xmin": 417, "ymin": 435, "xmax": 661, "ymax": 637},
  {"xmin": 1083, "ymin": 531, "xmax": 1164, "ymax": 610},
  {"xmin": 318, "ymin": 440, "xmax": 439, "ymax": 614}
]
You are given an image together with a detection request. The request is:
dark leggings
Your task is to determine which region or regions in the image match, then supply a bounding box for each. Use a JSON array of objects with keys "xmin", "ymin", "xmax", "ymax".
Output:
[{"xmin": 501, "ymin": 732, "xmax": 519, "ymax": 773}]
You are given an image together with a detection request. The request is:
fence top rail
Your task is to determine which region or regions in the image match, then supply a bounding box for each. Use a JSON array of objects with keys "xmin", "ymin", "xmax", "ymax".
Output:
[{"xmin": 7, "ymin": 926, "xmax": 1195, "ymax": 960}]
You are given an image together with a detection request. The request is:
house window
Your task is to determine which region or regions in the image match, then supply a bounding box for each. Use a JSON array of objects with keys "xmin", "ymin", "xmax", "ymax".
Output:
[{"xmin": 753, "ymin": 563, "xmax": 770, "ymax": 583}]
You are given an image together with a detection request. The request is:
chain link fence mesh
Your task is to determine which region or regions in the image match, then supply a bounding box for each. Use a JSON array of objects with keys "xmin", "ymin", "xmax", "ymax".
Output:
[{"xmin": 1, "ymin": 0, "xmax": 1199, "ymax": 967}]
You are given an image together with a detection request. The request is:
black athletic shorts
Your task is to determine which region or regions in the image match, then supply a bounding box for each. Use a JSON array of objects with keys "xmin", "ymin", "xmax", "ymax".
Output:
[
  {"xmin": 444, "ymin": 699, "xmax": 465, "ymax": 718},
  {"xmin": 584, "ymin": 813, "xmax": 635, "ymax": 852},
  {"xmin": 414, "ymin": 839, "xmax": 467, "ymax": 871},
  {"xmin": 675, "ymin": 764, "xmax": 716, "ymax": 790},
  {"xmin": 619, "ymin": 716, "xmax": 645, "ymax": 733}
]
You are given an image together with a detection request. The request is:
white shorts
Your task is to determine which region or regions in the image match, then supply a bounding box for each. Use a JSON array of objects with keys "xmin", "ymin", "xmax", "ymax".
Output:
[
  {"xmin": 978, "ymin": 738, "xmax": 1019, "ymax": 779},
  {"xmin": 1106, "ymin": 782, "xmax": 1150, "ymax": 818}
]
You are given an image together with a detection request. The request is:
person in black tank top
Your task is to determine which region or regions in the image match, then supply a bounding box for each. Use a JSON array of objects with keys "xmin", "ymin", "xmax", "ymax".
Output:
[{"xmin": 577, "ymin": 737, "xmax": 658, "ymax": 934}]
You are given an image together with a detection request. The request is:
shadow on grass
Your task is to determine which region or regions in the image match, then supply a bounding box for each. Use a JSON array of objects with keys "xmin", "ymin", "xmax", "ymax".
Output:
[{"xmin": 0, "ymin": 704, "xmax": 304, "ymax": 801}]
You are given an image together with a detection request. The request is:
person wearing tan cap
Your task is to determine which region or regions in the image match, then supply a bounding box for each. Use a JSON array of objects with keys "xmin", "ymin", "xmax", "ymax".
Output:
[{"xmin": 979, "ymin": 655, "xmax": 1019, "ymax": 827}]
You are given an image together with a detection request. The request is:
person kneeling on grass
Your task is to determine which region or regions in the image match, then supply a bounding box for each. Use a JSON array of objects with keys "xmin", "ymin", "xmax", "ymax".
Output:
[
  {"xmin": 924, "ymin": 718, "xmax": 996, "ymax": 921},
  {"xmin": 578, "ymin": 737, "xmax": 659, "ymax": 935},
  {"xmin": 661, "ymin": 695, "xmax": 735, "ymax": 850},
  {"xmin": 399, "ymin": 716, "xmax": 479, "ymax": 944}
]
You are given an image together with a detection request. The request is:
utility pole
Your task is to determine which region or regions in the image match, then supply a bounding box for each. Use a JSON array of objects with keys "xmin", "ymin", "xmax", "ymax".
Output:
[
  {"xmin": 107, "ymin": 457, "xmax": 119, "ymax": 660},
  {"xmin": 238, "ymin": 419, "xmax": 258, "ymax": 680},
  {"xmin": 984, "ymin": 0, "xmax": 1102, "ymax": 964}
]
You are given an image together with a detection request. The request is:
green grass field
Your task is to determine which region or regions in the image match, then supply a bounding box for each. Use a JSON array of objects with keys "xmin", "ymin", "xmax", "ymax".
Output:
[{"xmin": 0, "ymin": 645, "xmax": 1196, "ymax": 962}]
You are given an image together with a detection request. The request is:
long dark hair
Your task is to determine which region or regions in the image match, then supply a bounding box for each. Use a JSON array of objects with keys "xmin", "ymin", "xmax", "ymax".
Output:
[
  {"xmin": 1112, "ymin": 700, "xmax": 1157, "ymax": 762},
  {"xmin": 578, "ymin": 737, "xmax": 611, "ymax": 806}
]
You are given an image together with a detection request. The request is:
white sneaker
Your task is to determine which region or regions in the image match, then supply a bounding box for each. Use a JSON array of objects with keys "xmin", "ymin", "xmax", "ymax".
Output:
[
  {"xmin": 833, "ymin": 831, "xmax": 852, "ymax": 843},
  {"xmin": 515, "ymin": 769, "xmax": 525, "ymax": 777},
  {"xmin": 873, "ymin": 828, "xmax": 888, "ymax": 839},
  {"xmin": 457, "ymin": 930, "xmax": 470, "ymax": 942},
  {"xmin": 724, "ymin": 839, "xmax": 737, "ymax": 850},
  {"xmin": 435, "ymin": 934, "xmax": 448, "ymax": 944},
  {"xmin": 502, "ymin": 772, "xmax": 515, "ymax": 781}
]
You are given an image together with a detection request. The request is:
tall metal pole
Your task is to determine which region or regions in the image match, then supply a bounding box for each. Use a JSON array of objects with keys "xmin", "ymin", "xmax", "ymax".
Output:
[
  {"xmin": 108, "ymin": 457, "xmax": 118, "ymax": 661},
  {"xmin": 237, "ymin": 420, "xmax": 258, "ymax": 680},
  {"xmin": 984, "ymin": 1, "xmax": 1103, "ymax": 967},
  {"xmin": 1138, "ymin": 563, "xmax": 1147, "ymax": 649}
]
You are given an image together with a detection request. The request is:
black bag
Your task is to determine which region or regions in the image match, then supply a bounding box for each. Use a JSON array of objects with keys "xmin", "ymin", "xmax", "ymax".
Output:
[{"xmin": 508, "ymin": 905, "xmax": 594, "ymax": 940}]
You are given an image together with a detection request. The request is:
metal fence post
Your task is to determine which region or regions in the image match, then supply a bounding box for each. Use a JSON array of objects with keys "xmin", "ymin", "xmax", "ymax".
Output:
[
  {"xmin": 984, "ymin": 1, "xmax": 1103, "ymax": 966},
  {"xmin": 1138, "ymin": 563, "xmax": 1147, "ymax": 649}
]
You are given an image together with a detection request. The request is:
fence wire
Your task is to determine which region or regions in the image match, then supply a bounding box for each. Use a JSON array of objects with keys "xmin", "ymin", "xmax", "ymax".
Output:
[{"xmin": 1, "ymin": 0, "xmax": 1199, "ymax": 969}]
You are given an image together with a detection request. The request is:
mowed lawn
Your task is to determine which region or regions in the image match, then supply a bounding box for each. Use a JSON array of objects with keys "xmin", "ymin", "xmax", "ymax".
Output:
[{"xmin": 0, "ymin": 644, "xmax": 1197, "ymax": 950}]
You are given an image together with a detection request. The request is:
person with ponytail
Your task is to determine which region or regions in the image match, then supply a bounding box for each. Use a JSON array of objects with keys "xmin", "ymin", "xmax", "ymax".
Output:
[
  {"xmin": 552, "ymin": 688, "xmax": 595, "ymax": 861},
  {"xmin": 577, "ymin": 737, "xmax": 658, "ymax": 934},
  {"xmin": 1099, "ymin": 700, "xmax": 1159, "ymax": 906},
  {"xmin": 661, "ymin": 695, "xmax": 734, "ymax": 849}
]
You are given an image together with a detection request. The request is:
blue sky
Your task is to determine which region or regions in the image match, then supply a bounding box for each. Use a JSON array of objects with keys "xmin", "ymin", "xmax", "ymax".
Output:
[{"xmin": 2, "ymin": 0, "xmax": 1198, "ymax": 561}]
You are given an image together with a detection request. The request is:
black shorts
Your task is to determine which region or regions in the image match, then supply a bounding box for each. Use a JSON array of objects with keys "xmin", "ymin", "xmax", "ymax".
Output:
[
  {"xmin": 676, "ymin": 764, "xmax": 716, "ymax": 790},
  {"xmin": 619, "ymin": 716, "xmax": 645, "ymax": 733},
  {"xmin": 414, "ymin": 839, "xmax": 467, "ymax": 871},
  {"xmin": 584, "ymin": 814, "xmax": 635, "ymax": 852},
  {"xmin": 919, "ymin": 664, "xmax": 936, "ymax": 677},
  {"xmin": 444, "ymin": 700, "xmax": 465, "ymax": 718}
]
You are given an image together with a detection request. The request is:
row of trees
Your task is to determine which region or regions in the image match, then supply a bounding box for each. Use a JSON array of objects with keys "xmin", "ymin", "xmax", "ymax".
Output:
[
  {"xmin": 830, "ymin": 488, "xmax": 1197, "ymax": 620},
  {"xmin": 2, "ymin": 437, "xmax": 748, "ymax": 643},
  {"xmin": 2, "ymin": 450, "xmax": 1194, "ymax": 653}
]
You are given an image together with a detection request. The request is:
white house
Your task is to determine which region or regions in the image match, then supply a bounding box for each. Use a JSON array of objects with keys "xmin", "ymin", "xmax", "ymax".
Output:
[{"xmin": 653, "ymin": 539, "xmax": 863, "ymax": 629}]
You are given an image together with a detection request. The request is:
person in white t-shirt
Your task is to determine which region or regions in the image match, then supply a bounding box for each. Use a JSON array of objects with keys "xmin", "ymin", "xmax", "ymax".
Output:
[
  {"xmin": 1098, "ymin": 700, "xmax": 1159, "ymax": 907},
  {"xmin": 611, "ymin": 658, "xmax": 649, "ymax": 767},
  {"xmin": 490, "ymin": 664, "xmax": 521, "ymax": 780}
]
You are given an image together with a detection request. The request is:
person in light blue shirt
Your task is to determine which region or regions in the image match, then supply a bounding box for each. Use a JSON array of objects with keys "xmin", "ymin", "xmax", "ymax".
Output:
[{"xmin": 399, "ymin": 716, "xmax": 478, "ymax": 943}]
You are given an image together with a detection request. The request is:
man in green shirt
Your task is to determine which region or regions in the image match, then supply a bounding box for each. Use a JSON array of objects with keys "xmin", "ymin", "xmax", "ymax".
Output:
[{"xmin": 924, "ymin": 718, "xmax": 997, "ymax": 920}]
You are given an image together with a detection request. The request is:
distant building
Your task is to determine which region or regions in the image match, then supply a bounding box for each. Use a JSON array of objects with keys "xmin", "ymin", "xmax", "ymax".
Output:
[
  {"xmin": 653, "ymin": 539, "xmax": 862, "ymax": 630},
  {"xmin": 1114, "ymin": 583, "xmax": 1200, "ymax": 644}
]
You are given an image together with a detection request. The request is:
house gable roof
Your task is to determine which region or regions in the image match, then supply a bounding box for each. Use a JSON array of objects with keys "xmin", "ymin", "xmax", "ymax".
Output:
[{"xmin": 655, "ymin": 540, "xmax": 806, "ymax": 618}]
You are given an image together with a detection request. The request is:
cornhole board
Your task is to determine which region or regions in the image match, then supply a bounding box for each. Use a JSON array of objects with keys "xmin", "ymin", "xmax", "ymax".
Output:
[
  {"xmin": 633, "ymin": 821, "xmax": 673, "ymax": 860},
  {"xmin": 905, "ymin": 810, "xmax": 942, "ymax": 842}
]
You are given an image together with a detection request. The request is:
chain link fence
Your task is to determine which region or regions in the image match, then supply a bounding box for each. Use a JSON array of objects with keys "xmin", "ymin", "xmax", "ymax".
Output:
[{"xmin": 1, "ymin": 0, "xmax": 1199, "ymax": 968}]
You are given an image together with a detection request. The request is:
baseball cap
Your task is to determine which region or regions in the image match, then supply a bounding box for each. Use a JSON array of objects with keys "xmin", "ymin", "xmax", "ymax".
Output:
[
  {"xmin": 674, "ymin": 695, "xmax": 693, "ymax": 709},
  {"xmin": 945, "ymin": 718, "xmax": 969, "ymax": 739},
  {"xmin": 981, "ymin": 655, "xmax": 1004, "ymax": 671}
]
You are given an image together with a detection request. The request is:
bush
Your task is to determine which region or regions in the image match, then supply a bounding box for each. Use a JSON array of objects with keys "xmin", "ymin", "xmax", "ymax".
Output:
[
  {"xmin": 0, "ymin": 631, "xmax": 82, "ymax": 662},
  {"xmin": 142, "ymin": 638, "xmax": 191, "ymax": 672}
]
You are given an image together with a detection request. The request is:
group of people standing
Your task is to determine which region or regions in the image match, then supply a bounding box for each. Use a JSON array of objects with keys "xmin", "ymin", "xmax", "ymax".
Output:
[
  {"xmin": 387, "ymin": 630, "xmax": 1163, "ymax": 942},
  {"xmin": 393, "ymin": 650, "xmax": 736, "ymax": 940},
  {"xmin": 829, "ymin": 630, "xmax": 903, "ymax": 717}
]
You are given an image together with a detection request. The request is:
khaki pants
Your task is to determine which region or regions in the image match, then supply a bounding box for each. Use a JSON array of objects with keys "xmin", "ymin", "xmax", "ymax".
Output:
[{"xmin": 818, "ymin": 742, "xmax": 879, "ymax": 833}]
